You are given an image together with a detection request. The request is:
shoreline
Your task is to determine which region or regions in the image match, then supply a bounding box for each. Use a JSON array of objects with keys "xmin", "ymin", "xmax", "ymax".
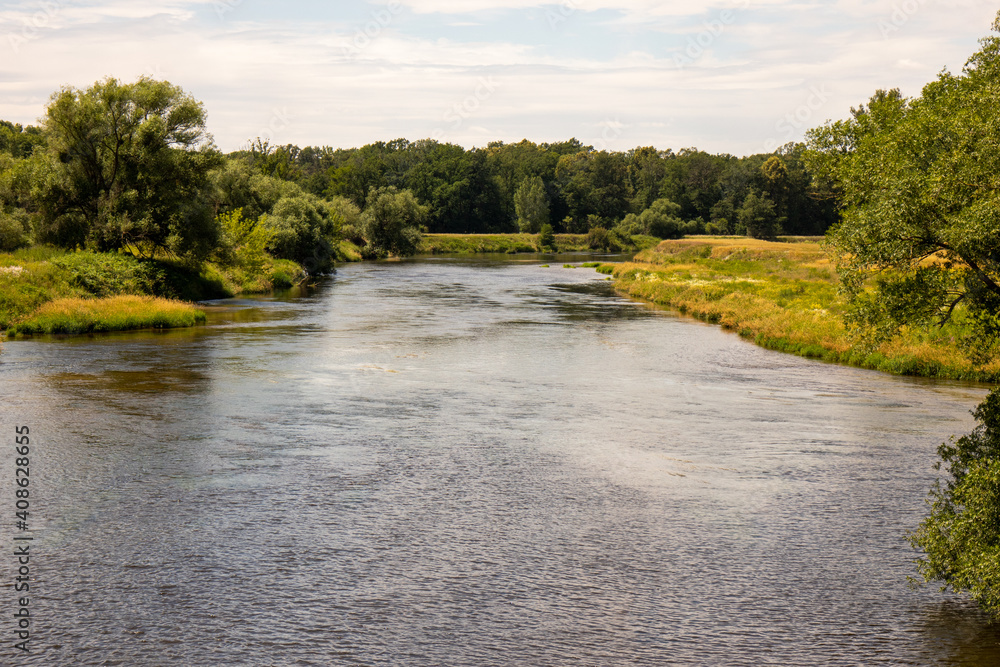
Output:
[{"xmin": 601, "ymin": 238, "xmax": 997, "ymax": 384}]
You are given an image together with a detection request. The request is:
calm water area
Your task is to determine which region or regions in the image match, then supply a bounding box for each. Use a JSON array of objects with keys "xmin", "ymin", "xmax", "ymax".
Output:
[{"xmin": 2, "ymin": 255, "xmax": 998, "ymax": 665}]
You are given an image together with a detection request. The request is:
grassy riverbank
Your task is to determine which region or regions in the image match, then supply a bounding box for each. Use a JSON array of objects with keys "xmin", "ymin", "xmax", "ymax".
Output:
[
  {"xmin": 0, "ymin": 246, "xmax": 307, "ymax": 337},
  {"xmin": 6, "ymin": 296, "xmax": 205, "ymax": 336},
  {"xmin": 418, "ymin": 233, "xmax": 659, "ymax": 255},
  {"xmin": 603, "ymin": 237, "xmax": 996, "ymax": 382}
]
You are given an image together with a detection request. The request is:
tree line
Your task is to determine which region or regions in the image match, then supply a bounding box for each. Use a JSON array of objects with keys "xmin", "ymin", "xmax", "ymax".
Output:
[
  {"xmin": 0, "ymin": 78, "xmax": 839, "ymax": 274},
  {"xmin": 238, "ymin": 135, "xmax": 838, "ymax": 239}
]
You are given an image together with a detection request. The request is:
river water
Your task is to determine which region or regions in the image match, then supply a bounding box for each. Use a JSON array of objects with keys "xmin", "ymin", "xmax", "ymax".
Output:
[{"xmin": 1, "ymin": 256, "xmax": 997, "ymax": 666}]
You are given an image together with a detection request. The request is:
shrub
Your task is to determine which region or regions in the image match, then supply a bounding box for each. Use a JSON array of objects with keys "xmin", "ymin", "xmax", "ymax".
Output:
[
  {"xmin": 909, "ymin": 389, "xmax": 1000, "ymax": 620},
  {"xmin": 537, "ymin": 223, "xmax": 555, "ymax": 251},
  {"xmin": 360, "ymin": 187, "xmax": 426, "ymax": 258}
]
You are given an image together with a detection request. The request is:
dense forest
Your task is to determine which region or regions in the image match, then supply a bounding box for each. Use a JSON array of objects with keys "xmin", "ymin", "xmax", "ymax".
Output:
[{"xmin": 0, "ymin": 77, "xmax": 839, "ymax": 274}]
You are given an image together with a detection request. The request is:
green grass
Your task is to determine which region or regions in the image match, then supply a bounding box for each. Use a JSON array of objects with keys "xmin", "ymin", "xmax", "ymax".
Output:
[
  {"xmin": 6, "ymin": 296, "xmax": 206, "ymax": 336},
  {"xmin": 419, "ymin": 233, "xmax": 550, "ymax": 254},
  {"xmin": 417, "ymin": 233, "xmax": 660, "ymax": 255},
  {"xmin": 0, "ymin": 246, "xmax": 308, "ymax": 337},
  {"xmin": 605, "ymin": 237, "xmax": 997, "ymax": 382}
]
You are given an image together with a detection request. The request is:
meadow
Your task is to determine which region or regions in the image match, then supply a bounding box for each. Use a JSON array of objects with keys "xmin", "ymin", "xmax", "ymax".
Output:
[{"xmin": 601, "ymin": 237, "xmax": 995, "ymax": 382}]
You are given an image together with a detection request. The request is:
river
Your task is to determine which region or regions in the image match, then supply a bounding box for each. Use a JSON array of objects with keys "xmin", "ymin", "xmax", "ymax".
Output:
[{"xmin": 1, "ymin": 256, "xmax": 996, "ymax": 665}]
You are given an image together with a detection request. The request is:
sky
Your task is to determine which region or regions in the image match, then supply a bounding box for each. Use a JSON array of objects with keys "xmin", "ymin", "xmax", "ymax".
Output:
[{"xmin": 0, "ymin": 0, "xmax": 996, "ymax": 155}]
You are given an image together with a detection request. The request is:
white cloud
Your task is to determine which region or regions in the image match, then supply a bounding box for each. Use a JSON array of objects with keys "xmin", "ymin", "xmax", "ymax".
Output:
[{"xmin": 0, "ymin": 1, "xmax": 996, "ymax": 154}]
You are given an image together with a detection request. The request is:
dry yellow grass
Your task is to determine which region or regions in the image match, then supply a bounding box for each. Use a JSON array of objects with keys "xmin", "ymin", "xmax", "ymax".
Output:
[
  {"xmin": 605, "ymin": 238, "xmax": 997, "ymax": 381},
  {"xmin": 7, "ymin": 295, "xmax": 205, "ymax": 336}
]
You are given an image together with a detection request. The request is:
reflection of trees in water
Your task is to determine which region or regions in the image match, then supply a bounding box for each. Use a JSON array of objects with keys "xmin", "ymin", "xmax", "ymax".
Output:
[{"xmin": 914, "ymin": 599, "xmax": 1000, "ymax": 666}]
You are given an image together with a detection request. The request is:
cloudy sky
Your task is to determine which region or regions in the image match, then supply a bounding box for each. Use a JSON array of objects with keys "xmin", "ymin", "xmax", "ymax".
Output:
[{"xmin": 0, "ymin": 0, "xmax": 995, "ymax": 155}]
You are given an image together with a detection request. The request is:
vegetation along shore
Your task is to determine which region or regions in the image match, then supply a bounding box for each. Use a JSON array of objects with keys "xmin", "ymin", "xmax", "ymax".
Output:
[{"xmin": 599, "ymin": 237, "xmax": 997, "ymax": 383}]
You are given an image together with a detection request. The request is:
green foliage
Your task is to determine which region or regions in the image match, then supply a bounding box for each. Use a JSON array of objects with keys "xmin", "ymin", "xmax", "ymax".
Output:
[
  {"xmin": 806, "ymin": 14, "xmax": 1000, "ymax": 619},
  {"xmin": 211, "ymin": 159, "xmax": 300, "ymax": 221},
  {"xmin": 738, "ymin": 191, "xmax": 782, "ymax": 240},
  {"xmin": 514, "ymin": 175, "xmax": 549, "ymax": 233},
  {"xmin": 556, "ymin": 150, "xmax": 632, "ymax": 232},
  {"xmin": 909, "ymin": 389, "xmax": 1000, "ymax": 619},
  {"xmin": 618, "ymin": 197, "xmax": 690, "ymax": 239},
  {"xmin": 806, "ymin": 28, "xmax": 1000, "ymax": 359},
  {"xmin": 537, "ymin": 223, "xmax": 555, "ymax": 251},
  {"xmin": 0, "ymin": 208, "xmax": 31, "ymax": 251},
  {"xmin": 51, "ymin": 251, "xmax": 162, "ymax": 297},
  {"xmin": 585, "ymin": 226, "xmax": 628, "ymax": 252},
  {"xmin": 359, "ymin": 186, "xmax": 427, "ymax": 258},
  {"xmin": 217, "ymin": 208, "xmax": 274, "ymax": 273},
  {"xmin": 261, "ymin": 192, "xmax": 338, "ymax": 272},
  {"xmin": 0, "ymin": 120, "xmax": 45, "ymax": 159},
  {"xmin": 35, "ymin": 77, "xmax": 222, "ymax": 258}
]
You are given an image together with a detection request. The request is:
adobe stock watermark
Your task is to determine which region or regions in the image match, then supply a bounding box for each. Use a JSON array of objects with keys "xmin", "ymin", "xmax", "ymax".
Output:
[
  {"xmin": 256, "ymin": 108, "xmax": 294, "ymax": 145},
  {"xmin": 546, "ymin": 0, "xmax": 580, "ymax": 31},
  {"xmin": 877, "ymin": 0, "xmax": 930, "ymax": 39},
  {"xmin": 213, "ymin": 0, "xmax": 243, "ymax": 21},
  {"xmin": 6, "ymin": 0, "xmax": 63, "ymax": 55},
  {"xmin": 142, "ymin": 64, "xmax": 168, "ymax": 81},
  {"xmin": 593, "ymin": 118, "xmax": 625, "ymax": 152},
  {"xmin": 430, "ymin": 77, "xmax": 500, "ymax": 142},
  {"xmin": 673, "ymin": 0, "xmax": 751, "ymax": 70},
  {"xmin": 341, "ymin": 1, "xmax": 403, "ymax": 58},
  {"xmin": 762, "ymin": 85, "xmax": 832, "ymax": 153}
]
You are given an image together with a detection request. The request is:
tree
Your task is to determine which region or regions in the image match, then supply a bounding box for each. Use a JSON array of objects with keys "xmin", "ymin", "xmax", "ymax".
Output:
[
  {"xmin": 808, "ymin": 13, "xmax": 1000, "ymax": 620},
  {"xmin": 261, "ymin": 192, "xmax": 338, "ymax": 272},
  {"xmin": 537, "ymin": 223, "xmax": 555, "ymax": 251},
  {"xmin": 555, "ymin": 150, "xmax": 631, "ymax": 231},
  {"xmin": 36, "ymin": 77, "xmax": 222, "ymax": 258},
  {"xmin": 909, "ymin": 389, "xmax": 1000, "ymax": 618},
  {"xmin": 738, "ymin": 191, "xmax": 781, "ymax": 240},
  {"xmin": 514, "ymin": 175, "xmax": 549, "ymax": 233},
  {"xmin": 359, "ymin": 186, "xmax": 427, "ymax": 258},
  {"xmin": 805, "ymin": 24, "xmax": 1000, "ymax": 358}
]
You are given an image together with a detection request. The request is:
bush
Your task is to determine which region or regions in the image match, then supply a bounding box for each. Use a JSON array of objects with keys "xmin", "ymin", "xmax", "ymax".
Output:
[
  {"xmin": 0, "ymin": 211, "xmax": 30, "ymax": 251},
  {"xmin": 537, "ymin": 223, "xmax": 555, "ymax": 251},
  {"xmin": 359, "ymin": 186, "xmax": 426, "ymax": 258},
  {"xmin": 615, "ymin": 198, "xmax": 686, "ymax": 239},
  {"xmin": 909, "ymin": 388, "xmax": 1000, "ymax": 619},
  {"xmin": 261, "ymin": 192, "xmax": 337, "ymax": 272},
  {"xmin": 52, "ymin": 252, "xmax": 163, "ymax": 297},
  {"xmin": 585, "ymin": 226, "xmax": 628, "ymax": 251}
]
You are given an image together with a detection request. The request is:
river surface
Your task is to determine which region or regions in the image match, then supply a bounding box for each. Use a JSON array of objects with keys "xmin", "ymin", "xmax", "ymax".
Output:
[{"xmin": 1, "ymin": 256, "xmax": 997, "ymax": 666}]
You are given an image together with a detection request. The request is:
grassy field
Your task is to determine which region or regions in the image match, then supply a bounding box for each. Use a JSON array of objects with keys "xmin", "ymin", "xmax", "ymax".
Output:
[
  {"xmin": 602, "ymin": 237, "xmax": 996, "ymax": 382},
  {"xmin": 417, "ymin": 233, "xmax": 660, "ymax": 255},
  {"xmin": 0, "ymin": 246, "xmax": 307, "ymax": 337}
]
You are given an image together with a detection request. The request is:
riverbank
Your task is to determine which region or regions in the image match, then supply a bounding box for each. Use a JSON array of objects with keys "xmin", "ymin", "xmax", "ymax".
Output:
[
  {"xmin": 418, "ymin": 233, "xmax": 659, "ymax": 255},
  {"xmin": 602, "ymin": 237, "xmax": 997, "ymax": 382},
  {"xmin": 0, "ymin": 246, "xmax": 307, "ymax": 338}
]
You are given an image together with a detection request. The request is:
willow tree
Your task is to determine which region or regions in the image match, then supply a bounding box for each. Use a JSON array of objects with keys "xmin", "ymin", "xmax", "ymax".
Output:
[{"xmin": 36, "ymin": 77, "xmax": 222, "ymax": 258}]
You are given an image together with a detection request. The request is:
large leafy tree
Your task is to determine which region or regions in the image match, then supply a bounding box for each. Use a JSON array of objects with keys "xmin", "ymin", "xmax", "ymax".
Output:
[
  {"xmin": 555, "ymin": 150, "xmax": 631, "ymax": 231},
  {"xmin": 808, "ymin": 14, "xmax": 1000, "ymax": 619},
  {"xmin": 806, "ymin": 23, "xmax": 1000, "ymax": 359},
  {"xmin": 359, "ymin": 186, "xmax": 427, "ymax": 258},
  {"xmin": 513, "ymin": 175, "xmax": 549, "ymax": 233},
  {"xmin": 36, "ymin": 77, "xmax": 222, "ymax": 258}
]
